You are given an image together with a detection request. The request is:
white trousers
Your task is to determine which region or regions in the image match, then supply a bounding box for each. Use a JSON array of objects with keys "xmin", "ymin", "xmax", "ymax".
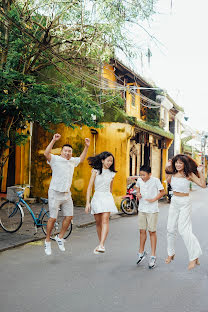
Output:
[{"xmin": 167, "ymin": 195, "xmax": 202, "ymax": 261}]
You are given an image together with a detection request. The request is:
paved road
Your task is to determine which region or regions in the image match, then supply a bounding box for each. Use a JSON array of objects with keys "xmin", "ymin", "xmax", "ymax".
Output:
[{"xmin": 1, "ymin": 186, "xmax": 208, "ymax": 312}]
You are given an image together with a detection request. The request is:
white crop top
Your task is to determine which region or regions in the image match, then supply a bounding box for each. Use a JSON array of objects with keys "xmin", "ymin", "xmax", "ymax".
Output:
[{"xmin": 171, "ymin": 176, "xmax": 190, "ymax": 193}]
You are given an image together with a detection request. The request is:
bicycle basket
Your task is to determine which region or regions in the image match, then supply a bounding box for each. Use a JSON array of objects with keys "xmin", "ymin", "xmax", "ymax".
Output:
[{"xmin": 6, "ymin": 186, "xmax": 23, "ymax": 202}]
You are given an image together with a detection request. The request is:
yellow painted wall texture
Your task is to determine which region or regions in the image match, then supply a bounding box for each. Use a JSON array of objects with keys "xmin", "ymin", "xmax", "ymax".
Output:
[
  {"xmin": 126, "ymin": 83, "xmax": 140, "ymax": 119},
  {"xmin": 1, "ymin": 128, "xmax": 30, "ymax": 193},
  {"xmin": 31, "ymin": 122, "xmax": 133, "ymax": 207},
  {"xmin": 151, "ymin": 145, "xmax": 161, "ymax": 179},
  {"xmin": 1, "ymin": 148, "xmax": 10, "ymax": 192},
  {"xmin": 102, "ymin": 64, "xmax": 117, "ymax": 88},
  {"xmin": 161, "ymin": 139, "xmax": 173, "ymax": 191},
  {"xmin": 15, "ymin": 127, "xmax": 31, "ymax": 187},
  {"xmin": 102, "ymin": 65, "xmax": 141, "ymax": 120}
]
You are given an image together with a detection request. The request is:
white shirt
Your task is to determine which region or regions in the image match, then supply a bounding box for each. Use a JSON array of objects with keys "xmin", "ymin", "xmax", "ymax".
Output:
[
  {"xmin": 48, "ymin": 154, "xmax": 80, "ymax": 193},
  {"xmin": 136, "ymin": 177, "xmax": 164, "ymax": 213}
]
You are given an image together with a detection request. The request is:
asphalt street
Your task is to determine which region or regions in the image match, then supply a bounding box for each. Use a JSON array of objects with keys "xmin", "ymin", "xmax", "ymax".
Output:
[{"xmin": 1, "ymin": 186, "xmax": 208, "ymax": 312}]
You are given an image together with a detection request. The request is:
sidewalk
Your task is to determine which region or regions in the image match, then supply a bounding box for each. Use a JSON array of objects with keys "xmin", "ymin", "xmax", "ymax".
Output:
[{"xmin": 0, "ymin": 202, "xmax": 123, "ymax": 252}]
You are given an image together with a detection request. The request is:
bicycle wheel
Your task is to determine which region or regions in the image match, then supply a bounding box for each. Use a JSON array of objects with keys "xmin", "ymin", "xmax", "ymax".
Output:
[
  {"xmin": 120, "ymin": 198, "xmax": 137, "ymax": 215},
  {"xmin": 41, "ymin": 210, "xmax": 72, "ymax": 240},
  {"xmin": 0, "ymin": 201, "xmax": 23, "ymax": 233}
]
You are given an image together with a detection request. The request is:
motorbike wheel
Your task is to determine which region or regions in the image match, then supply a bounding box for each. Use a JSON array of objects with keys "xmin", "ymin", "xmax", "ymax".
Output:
[{"xmin": 120, "ymin": 198, "xmax": 137, "ymax": 215}]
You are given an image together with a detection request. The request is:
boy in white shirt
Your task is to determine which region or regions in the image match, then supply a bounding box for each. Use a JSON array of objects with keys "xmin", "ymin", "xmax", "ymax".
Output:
[
  {"xmin": 44, "ymin": 133, "xmax": 90, "ymax": 255},
  {"xmin": 135, "ymin": 165, "xmax": 165, "ymax": 268}
]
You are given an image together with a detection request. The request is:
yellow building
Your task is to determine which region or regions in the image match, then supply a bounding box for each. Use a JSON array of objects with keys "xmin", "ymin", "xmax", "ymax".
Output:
[
  {"xmin": 29, "ymin": 60, "xmax": 173, "ymax": 206},
  {"xmin": 1, "ymin": 124, "xmax": 32, "ymax": 199},
  {"xmin": 1, "ymin": 59, "xmax": 174, "ymax": 207}
]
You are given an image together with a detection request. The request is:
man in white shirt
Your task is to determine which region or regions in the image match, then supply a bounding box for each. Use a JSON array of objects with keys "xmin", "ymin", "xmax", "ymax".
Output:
[
  {"xmin": 44, "ymin": 133, "xmax": 90, "ymax": 255},
  {"xmin": 135, "ymin": 165, "xmax": 165, "ymax": 268}
]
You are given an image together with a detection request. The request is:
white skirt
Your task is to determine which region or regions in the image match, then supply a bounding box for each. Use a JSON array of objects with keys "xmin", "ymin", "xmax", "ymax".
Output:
[{"xmin": 91, "ymin": 191, "xmax": 118, "ymax": 215}]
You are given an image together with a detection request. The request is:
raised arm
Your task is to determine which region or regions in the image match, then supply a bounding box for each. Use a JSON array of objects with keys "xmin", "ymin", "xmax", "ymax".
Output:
[
  {"xmin": 44, "ymin": 133, "xmax": 61, "ymax": 162},
  {"xmin": 189, "ymin": 166, "xmax": 206, "ymax": 188},
  {"xmin": 165, "ymin": 160, "xmax": 173, "ymax": 184},
  {"xmin": 85, "ymin": 170, "xmax": 97, "ymax": 214},
  {"xmin": 80, "ymin": 138, "xmax": 90, "ymax": 163}
]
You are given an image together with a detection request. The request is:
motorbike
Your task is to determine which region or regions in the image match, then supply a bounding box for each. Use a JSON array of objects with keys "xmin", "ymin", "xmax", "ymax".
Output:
[
  {"xmin": 167, "ymin": 183, "xmax": 173, "ymax": 203},
  {"xmin": 120, "ymin": 182, "xmax": 139, "ymax": 215}
]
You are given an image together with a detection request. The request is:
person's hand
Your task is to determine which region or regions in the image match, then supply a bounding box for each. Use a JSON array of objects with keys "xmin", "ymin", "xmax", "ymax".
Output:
[
  {"xmin": 166, "ymin": 159, "xmax": 172, "ymax": 168},
  {"xmin": 197, "ymin": 165, "xmax": 204, "ymax": 174},
  {"xmin": 136, "ymin": 193, "xmax": 142, "ymax": 199},
  {"xmin": 85, "ymin": 203, "xmax": 91, "ymax": 214},
  {"xmin": 85, "ymin": 138, "xmax": 90, "ymax": 147},
  {"xmin": 53, "ymin": 133, "xmax": 61, "ymax": 141},
  {"xmin": 145, "ymin": 198, "xmax": 155, "ymax": 203}
]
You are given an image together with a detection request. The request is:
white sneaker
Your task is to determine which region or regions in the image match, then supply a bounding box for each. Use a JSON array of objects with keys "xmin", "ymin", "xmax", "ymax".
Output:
[
  {"xmin": 149, "ymin": 256, "xmax": 156, "ymax": 269},
  {"xmin": 136, "ymin": 251, "xmax": 147, "ymax": 264},
  {"xmin": 45, "ymin": 240, "xmax": 52, "ymax": 256},
  {"xmin": 55, "ymin": 235, "xmax": 65, "ymax": 251}
]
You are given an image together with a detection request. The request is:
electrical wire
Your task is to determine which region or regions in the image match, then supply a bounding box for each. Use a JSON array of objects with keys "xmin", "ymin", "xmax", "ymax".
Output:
[{"xmin": 2, "ymin": 9, "xmax": 162, "ymax": 110}]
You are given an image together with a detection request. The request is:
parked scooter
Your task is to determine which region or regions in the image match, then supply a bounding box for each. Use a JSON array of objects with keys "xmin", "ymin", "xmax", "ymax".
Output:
[
  {"xmin": 120, "ymin": 182, "xmax": 139, "ymax": 215},
  {"xmin": 167, "ymin": 183, "xmax": 173, "ymax": 203}
]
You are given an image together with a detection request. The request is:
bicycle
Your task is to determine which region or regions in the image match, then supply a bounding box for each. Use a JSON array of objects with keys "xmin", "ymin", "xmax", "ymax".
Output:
[{"xmin": 0, "ymin": 187, "xmax": 72, "ymax": 240}]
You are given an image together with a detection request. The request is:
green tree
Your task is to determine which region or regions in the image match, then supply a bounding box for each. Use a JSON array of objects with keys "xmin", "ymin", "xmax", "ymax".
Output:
[{"xmin": 0, "ymin": 0, "xmax": 156, "ymax": 185}]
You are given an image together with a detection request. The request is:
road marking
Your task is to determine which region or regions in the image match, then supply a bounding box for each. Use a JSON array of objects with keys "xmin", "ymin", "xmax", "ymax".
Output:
[{"xmin": 27, "ymin": 241, "xmax": 43, "ymax": 246}]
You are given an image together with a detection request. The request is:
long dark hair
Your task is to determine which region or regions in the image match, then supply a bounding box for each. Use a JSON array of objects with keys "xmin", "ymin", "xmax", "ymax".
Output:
[
  {"xmin": 87, "ymin": 151, "xmax": 116, "ymax": 174},
  {"xmin": 165, "ymin": 154, "xmax": 199, "ymax": 177}
]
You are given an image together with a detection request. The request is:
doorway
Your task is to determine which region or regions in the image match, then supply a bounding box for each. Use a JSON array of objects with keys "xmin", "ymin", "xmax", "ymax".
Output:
[{"xmin": 6, "ymin": 147, "xmax": 16, "ymax": 187}]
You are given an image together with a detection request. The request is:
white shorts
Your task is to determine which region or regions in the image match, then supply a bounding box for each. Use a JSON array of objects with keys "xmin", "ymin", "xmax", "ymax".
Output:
[{"xmin": 48, "ymin": 189, "xmax": 73, "ymax": 219}]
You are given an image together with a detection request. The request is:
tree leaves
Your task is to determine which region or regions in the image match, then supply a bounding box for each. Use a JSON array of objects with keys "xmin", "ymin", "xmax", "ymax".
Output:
[{"xmin": 0, "ymin": 0, "xmax": 156, "ymax": 179}]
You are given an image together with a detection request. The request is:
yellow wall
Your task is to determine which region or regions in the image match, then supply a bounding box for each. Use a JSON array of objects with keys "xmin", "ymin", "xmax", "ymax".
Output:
[
  {"xmin": 31, "ymin": 122, "xmax": 134, "ymax": 207},
  {"xmin": 161, "ymin": 138, "xmax": 173, "ymax": 191},
  {"xmin": 102, "ymin": 65, "xmax": 141, "ymax": 120},
  {"xmin": 151, "ymin": 145, "xmax": 161, "ymax": 179},
  {"xmin": 15, "ymin": 141, "xmax": 30, "ymax": 184},
  {"xmin": 15, "ymin": 127, "xmax": 30, "ymax": 188},
  {"xmin": 1, "ymin": 127, "xmax": 30, "ymax": 194},
  {"xmin": 1, "ymin": 121, "xmax": 172, "ymax": 204},
  {"xmin": 102, "ymin": 64, "xmax": 117, "ymax": 89},
  {"xmin": 1, "ymin": 148, "xmax": 10, "ymax": 192},
  {"xmin": 126, "ymin": 83, "xmax": 140, "ymax": 119}
]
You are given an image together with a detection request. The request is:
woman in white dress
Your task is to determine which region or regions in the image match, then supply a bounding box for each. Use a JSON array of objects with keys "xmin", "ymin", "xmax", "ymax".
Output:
[{"xmin": 85, "ymin": 151, "xmax": 118, "ymax": 254}]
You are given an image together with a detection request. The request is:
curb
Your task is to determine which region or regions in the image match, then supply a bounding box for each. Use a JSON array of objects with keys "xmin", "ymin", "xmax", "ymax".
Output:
[{"xmin": 0, "ymin": 236, "xmax": 47, "ymax": 253}]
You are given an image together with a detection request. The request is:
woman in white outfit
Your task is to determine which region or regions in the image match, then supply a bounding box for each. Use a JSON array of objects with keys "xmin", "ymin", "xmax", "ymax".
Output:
[
  {"xmin": 85, "ymin": 151, "xmax": 118, "ymax": 254},
  {"xmin": 165, "ymin": 154, "xmax": 206, "ymax": 270}
]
